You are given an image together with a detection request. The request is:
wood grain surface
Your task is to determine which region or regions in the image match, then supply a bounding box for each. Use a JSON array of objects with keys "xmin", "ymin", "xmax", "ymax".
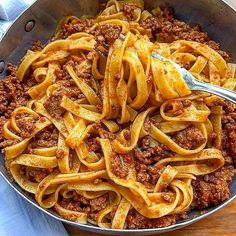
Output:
[{"xmin": 65, "ymin": 0, "xmax": 236, "ymax": 235}]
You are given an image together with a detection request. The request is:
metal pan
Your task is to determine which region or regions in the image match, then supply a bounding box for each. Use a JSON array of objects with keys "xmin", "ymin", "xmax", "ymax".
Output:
[{"xmin": 0, "ymin": 0, "xmax": 236, "ymax": 235}]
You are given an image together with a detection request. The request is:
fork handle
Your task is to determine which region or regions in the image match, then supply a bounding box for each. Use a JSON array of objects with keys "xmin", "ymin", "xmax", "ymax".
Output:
[
  {"xmin": 151, "ymin": 52, "xmax": 236, "ymax": 104},
  {"xmin": 191, "ymin": 79, "xmax": 236, "ymax": 104}
]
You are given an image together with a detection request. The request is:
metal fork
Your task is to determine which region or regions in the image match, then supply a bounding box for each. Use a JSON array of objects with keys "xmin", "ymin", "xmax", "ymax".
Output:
[{"xmin": 152, "ymin": 52, "xmax": 236, "ymax": 104}]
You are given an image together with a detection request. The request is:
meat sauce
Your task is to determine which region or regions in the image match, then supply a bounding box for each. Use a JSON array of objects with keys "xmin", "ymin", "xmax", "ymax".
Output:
[{"xmin": 0, "ymin": 4, "xmax": 234, "ymax": 229}]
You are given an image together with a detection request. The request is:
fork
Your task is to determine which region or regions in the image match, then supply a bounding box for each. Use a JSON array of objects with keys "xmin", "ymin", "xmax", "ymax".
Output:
[{"xmin": 152, "ymin": 52, "xmax": 236, "ymax": 104}]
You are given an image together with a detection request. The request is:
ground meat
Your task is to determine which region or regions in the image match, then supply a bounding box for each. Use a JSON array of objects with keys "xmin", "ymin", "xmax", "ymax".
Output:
[
  {"xmin": 190, "ymin": 103, "xmax": 236, "ymax": 210},
  {"xmin": 77, "ymin": 69, "xmax": 93, "ymax": 86},
  {"xmin": 89, "ymin": 195, "xmax": 108, "ymax": 212},
  {"xmin": 92, "ymin": 123, "xmax": 117, "ymax": 140},
  {"xmin": 123, "ymin": 130, "xmax": 130, "ymax": 141},
  {"xmin": 126, "ymin": 209, "xmax": 176, "ymax": 229},
  {"xmin": 222, "ymin": 123, "xmax": 236, "ymax": 160},
  {"xmin": 15, "ymin": 114, "xmax": 38, "ymax": 138},
  {"xmin": 60, "ymin": 198, "xmax": 85, "ymax": 213},
  {"xmin": 134, "ymin": 147, "xmax": 163, "ymax": 164},
  {"xmin": 31, "ymin": 40, "xmax": 43, "ymax": 51},
  {"xmin": 167, "ymin": 99, "xmax": 193, "ymax": 115},
  {"xmin": 86, "ymin": 136, "xmax": 101, "ymax": 153},
  {"xmin": 23, "ymin": 72, "xmax": 38, "ymax": 91},
  {"xmin": 0, "ymin": 139, "xmax": 18, "ymax": 148},
  {"xmin": 27, "ymin": 124, "xmax": 59, "ymax": 149},
  {"xmin": 0, "ymin": 3, "xmax": 235, "ymax": 230},
  {"xmin": 17, "ymin": 118, "xmax": 36, "ymax": 138},
  {"xmin": 126, "ymin": 209, "xmax": 150, "ymax": 229},
  {"xmin": 134, "ymin": 136, "xmax": 173, "ymax": 165},
  {"xmin": 60, "ymin": 19, "xmax": 94, "ymax": 38},
  {"xmin": 56, "ymin": 59, "xmax": 94, "ymax": 86},
  {"xmin": 35, "ymin": 125, "xmax": 58, "ymax": 147},
  {"xmin": 55, "ymin": 66, "xmax": 71, "ymax": 81},
  {"xmin": 222, "ymin": 110, "xmax": 236, "ymax": 163},
  {"xmin": 44, "ymin": 93, "xmax": 65, "ymax": 119},
  {"xmin": 55, "ymin": 149, "xmax": 65, "ymax": 160},
  {"xmin": 59, "ymin": 192, "xmax": 109, "ymax": 221},
  {"xmin": 140, "ymin": 7, "xmax": 230, "ymax": 61},
  {"xmin": 192, "ymin": 165, "xmax": 235, "ymax": 209},
  {"xmin": 0, "ymin": 116, "xmax": 7, "ymax": 144},
  {"xmin": 209, "ymin": 131, "xmax": 218, "ymax": 147},
  {"xmin": 134, "ymin": 136, "xmax": 171, "ymax": 186},
  {"xmin": 172, "ymin": 126, "xmax": 206, "ymax": 150},
  {"xmin": 44, "ymin": 79, "xmax": 84, "ymax": 118},
  {"xmin": 93, "ymin": 24, "xmax": 122, "ymax": 46},
  {"xmin": 143, "ymin": 118, "xmax": 151, "ymax": 132},
  {"xmin": 99, "ymin": 129, "xmax": 117, "ymax": 140},
  {"xmin": 161, "ymin": 6, "xmax": 175, "ymax": 21},
  {"xmin": 27, "ymin": 167, "xmax": 54, "ymax": 182},
  {"xmin": 0, "ymin": 64, "xmax": 28, "ymax": 118},
  {"xmin": 110, "ymin": 152, "xmax": 129, "ymax": 178},
  {"xmin": 85, "ymin": 124, "xmax": 116, "ymax": 154},
  {"xmin": 168, "ymin": 100, "xmax": 184, "ymax": 116},
  {"xmin": 135, "ymin": 161, "xmax": 164, "ymax": 186},
  {"xmin": 99, "ymin": 124, "xmax": 117, "ymax": 139},
  {"xmin": 121, "ymin": 4, "xmax": 137, "ymax": 21},
  {"xmin": 214, "ymin": 99, "xmax": 234, "ymax": 113},
  {"xmin": 0, "ymin": 64, "xmax": 29, "ymax": 142},
  {"xmin": 163, "ymin": 101, "xmax": 184, "ymax": 116}
]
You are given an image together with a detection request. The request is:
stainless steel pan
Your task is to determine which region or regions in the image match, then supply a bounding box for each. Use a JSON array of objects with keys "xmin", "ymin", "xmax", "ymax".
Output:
[{"xmin": 0, "ymin": 0, "xmax": 236, "ymax": 235}]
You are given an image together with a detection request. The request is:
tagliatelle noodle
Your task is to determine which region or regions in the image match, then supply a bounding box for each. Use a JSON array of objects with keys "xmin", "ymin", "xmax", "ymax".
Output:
[{"xmin": 2, "ymin": 0, "xmax": 235, "ymax": 229}]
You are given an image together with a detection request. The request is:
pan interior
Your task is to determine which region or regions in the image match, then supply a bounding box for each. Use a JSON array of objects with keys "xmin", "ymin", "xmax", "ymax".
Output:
[{"xmin": 0, "ymin": 0, "xmax": 236, "ymax": 234}]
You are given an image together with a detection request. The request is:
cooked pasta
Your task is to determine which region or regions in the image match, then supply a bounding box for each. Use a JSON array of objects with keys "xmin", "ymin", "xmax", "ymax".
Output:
[{"xmin": 1, "ymin": 0, "xmax": 236, "ymax": 229}]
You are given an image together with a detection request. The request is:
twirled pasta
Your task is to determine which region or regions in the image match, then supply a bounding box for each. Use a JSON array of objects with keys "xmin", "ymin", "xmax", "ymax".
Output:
[{"xmin": 2, "ymin": 0, "xmax": 235, "ymax": 230}]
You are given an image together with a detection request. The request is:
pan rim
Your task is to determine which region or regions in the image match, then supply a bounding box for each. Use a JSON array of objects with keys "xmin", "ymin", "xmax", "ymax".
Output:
[
  {"xmin": 1, "ymin": 170, "xmax": 236, "ymax": 234},
  {"xmin": 0, "ymin": 0, "xmax": 236, "ymax": 234}
]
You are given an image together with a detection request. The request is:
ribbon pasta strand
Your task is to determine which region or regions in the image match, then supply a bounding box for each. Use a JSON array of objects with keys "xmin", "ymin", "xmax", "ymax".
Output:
[{"xmin": 1, "ymin": 0, "xmax": 234, "ymax": 230}]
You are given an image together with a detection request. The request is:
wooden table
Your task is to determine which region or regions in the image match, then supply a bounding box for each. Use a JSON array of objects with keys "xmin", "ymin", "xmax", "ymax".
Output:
[{"xmin": 66, "ymin": 0, "xmax": 236, "ymax": 235}]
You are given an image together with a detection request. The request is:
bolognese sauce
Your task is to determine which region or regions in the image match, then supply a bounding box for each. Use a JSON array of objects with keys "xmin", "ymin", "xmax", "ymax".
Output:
[{"xmin": 0, "ymin": 0, "xmax": 235, "ymax": 230}]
